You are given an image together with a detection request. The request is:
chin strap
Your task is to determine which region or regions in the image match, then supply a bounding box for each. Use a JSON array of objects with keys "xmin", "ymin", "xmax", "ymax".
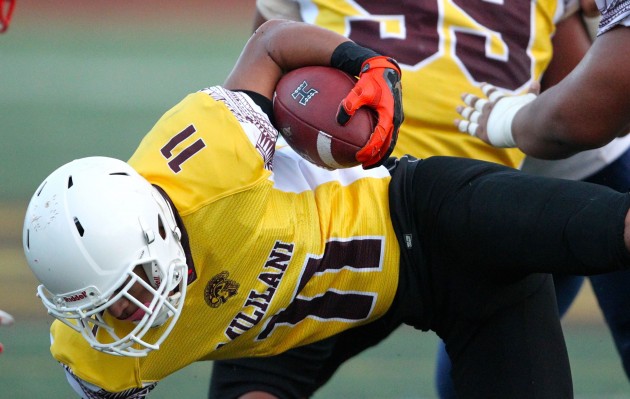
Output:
[{"xmin": 151, "ymin": 291, "xmax": 182, "ymax": 327}]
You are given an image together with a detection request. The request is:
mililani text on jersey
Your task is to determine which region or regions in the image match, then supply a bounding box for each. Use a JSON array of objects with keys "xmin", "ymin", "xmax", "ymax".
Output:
[{"xmin": 217, "ymin": 240, "xmax": 294, "ymax": 349}]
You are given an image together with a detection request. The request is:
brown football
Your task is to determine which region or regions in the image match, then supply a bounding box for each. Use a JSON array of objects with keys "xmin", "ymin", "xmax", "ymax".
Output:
[{"xmin": 273, "ymin": 66, "xmax": 376, "ymax": 169}]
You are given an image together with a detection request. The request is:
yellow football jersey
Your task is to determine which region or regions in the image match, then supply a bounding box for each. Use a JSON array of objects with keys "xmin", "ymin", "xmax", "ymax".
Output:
[
  {"xmin": 285, "ymin": 0, "xmax": 577, "ymax": 167},
  {"xmin": 50, "ymin": 87, "xmax": 400, "ymax": 392}
]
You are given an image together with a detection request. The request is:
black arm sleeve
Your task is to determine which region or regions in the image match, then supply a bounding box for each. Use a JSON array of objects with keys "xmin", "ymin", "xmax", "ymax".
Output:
[
  {"xmin": 411, "ymin": 156, "xmax": 630, "ymax": 276},
  {"xmin": 330, "ymin": 41, "xmax": 380, "ymax": 76}
]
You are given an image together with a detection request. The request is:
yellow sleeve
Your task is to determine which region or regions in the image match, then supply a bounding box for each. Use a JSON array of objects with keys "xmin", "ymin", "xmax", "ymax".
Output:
[{"xmin": 129, "ymin": 89, "xmax": 273, "ymax": 215}]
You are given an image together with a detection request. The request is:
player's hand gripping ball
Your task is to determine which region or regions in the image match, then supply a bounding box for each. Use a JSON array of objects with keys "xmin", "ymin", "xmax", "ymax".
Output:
[
  {"xmin": 273, "ymin": 66, "xmax": 380, "ymax": 170},
  {"xmin": 337, "ymin": 56, "xmax": 403, "ymax": 169}
]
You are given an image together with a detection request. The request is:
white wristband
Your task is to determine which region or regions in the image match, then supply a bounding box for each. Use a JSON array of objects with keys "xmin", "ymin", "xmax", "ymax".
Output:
[{"xmin": 486, "ymin": 93, "xmax": 537, "ymax": 148}]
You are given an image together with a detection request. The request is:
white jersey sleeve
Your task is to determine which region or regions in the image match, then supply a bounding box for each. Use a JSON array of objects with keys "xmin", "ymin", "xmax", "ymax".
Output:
[
  {"xmin": 256, "ymin": 0, "xmax": 301, "ymax": 21},
  {"xmin": 520, "ymin": 135, "xmax": 630, "ymax": 180},
  {"xmin": 596, "ymin": 0, "xmax": 630, "ymax": 34}
]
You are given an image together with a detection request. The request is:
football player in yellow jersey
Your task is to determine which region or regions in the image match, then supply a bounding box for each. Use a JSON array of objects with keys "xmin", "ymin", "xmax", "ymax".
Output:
[
  {"xmin": 211, "ymin": 1, "xmax": 618, "ymax": 398},
  {"xmin": 23, "ymin": 18, "xmax": 630, "ymax": 399}
]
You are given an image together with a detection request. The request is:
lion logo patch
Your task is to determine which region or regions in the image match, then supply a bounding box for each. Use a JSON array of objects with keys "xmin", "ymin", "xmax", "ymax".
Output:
[{"xmin": 204, "ymin": 271, "xmax": 239, "ymax": 308}]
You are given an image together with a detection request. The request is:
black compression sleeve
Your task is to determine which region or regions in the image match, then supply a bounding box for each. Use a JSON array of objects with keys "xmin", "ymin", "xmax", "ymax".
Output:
[{"xmin": 330, "ymin": 42, "xmax": 380, "ymax": 76}]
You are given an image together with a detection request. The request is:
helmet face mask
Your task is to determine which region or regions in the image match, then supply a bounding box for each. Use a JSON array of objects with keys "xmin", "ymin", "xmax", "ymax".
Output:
[
  {"xmin": 23, "ymin": 157, "xmax": 188, "ymax": 357},
  {"xmin": 38, "ymin": 258, "xmax": 188, "ymax": 357}
]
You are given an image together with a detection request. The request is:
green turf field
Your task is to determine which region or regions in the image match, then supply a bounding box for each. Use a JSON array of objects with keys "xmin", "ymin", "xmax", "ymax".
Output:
[
  {"xmin": 0, "ymin": 319, "xmax": 628, "ymax": 398},
  {"xmin": 1, "ymin": 1, "xmax": 629, "ymax": 397}
]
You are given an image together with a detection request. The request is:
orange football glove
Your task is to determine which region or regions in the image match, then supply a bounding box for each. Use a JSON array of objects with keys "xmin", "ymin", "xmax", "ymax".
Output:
[{"xmin": 337, "ymin": 56, "xmax": 403, "ymax": 169}]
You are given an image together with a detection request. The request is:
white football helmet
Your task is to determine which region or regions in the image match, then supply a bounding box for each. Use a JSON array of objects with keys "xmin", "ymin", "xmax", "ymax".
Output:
[{"xmin": 22, "ymin": 157, "xmax": 188, "ymax": 357}]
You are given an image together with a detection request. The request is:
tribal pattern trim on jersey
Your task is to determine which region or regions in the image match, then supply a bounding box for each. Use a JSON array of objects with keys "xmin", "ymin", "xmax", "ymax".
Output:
[
  {"xmin": 64, "ymin": 364, "xmax": 156, "ymax": 399},
  {"xmin": 201, "ymin": 86, "xmax": 278, "ymax": 170},
  {"xmin": 597, "ymin": 0, "xmax": 630, "ymax": 34}
]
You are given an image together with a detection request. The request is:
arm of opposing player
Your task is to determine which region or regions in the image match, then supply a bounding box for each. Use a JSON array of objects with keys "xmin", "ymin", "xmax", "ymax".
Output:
[
  {"xmin": 540, "ymin": 10, "xmax": 592, "ymax": 91},
  {"xmin": 457, "ymin": 27, "xmax": 630, "ymax": 159},
  {"xmin": 511, "ymin": 27, "xmax": 630, "ymax": 159},
  {"xmin": 455, "ymin": 10, "xmax": 591, "ymax": 154},
  {"xmin": 454, "ymin": 82, "xmax": 539, "ymax": 148}
]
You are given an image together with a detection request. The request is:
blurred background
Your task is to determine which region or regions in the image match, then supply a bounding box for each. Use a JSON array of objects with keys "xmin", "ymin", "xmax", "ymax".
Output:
[{"xmin": 0, "ymin": 0, "xmax": 628, "ymax": 397}]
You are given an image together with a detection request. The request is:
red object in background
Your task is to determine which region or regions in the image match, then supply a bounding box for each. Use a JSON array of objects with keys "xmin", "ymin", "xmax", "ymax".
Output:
[
  {"xmin": 0, "ymin": 309, "xmax": 14, "ymax": 355},
  {"xmin": 0, "ymin": 0, "xmax": 15, "ymax": 33}
]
